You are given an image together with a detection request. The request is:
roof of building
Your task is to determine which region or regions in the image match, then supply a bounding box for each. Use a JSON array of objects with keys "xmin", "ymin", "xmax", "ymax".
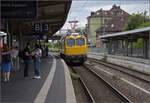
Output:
[
  {"xmin": 99, "ymin": 26, "xmax": 150, "ymax": 38},
  {"xmin": 87, "ymin": 4, "xmax": 130, "ymax": 19}
]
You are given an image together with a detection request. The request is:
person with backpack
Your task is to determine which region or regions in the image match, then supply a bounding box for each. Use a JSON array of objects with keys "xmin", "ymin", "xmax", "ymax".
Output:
[
  {"xmin": 1, "ymin": 44, "xmax": 11, "ymax": 82},
  {"xmin": 23, "ymin": 42, "xmax": 31, "ymax": 79}
]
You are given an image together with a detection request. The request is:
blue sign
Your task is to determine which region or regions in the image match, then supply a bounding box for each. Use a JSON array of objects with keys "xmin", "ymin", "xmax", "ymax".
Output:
[
  {"xmin": 1, "ymin": 0, "xmax": 37, "ymax": 19},
  {"xmin": 102, "ymin": 39, "xmax": 109, "ymax": 43},
  {"xmin": 32, "ymin": 23, "xmax": 50, "ymax": 32},
  {"xmin": 128, "ymin": 39, "xmax": 137, "ymax": 42}
]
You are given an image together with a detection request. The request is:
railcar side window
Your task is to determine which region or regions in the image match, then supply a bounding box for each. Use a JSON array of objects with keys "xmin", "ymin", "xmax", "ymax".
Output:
[
  {"xmin": 76, "ymin": 38, "xmax": 85, "ymax": 46},
  {"xmin": 67, "ymin": 38, "xmax": 75, "ymax": 46}
]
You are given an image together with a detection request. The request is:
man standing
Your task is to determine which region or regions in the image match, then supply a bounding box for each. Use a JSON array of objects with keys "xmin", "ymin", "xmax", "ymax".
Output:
[{"xmin": 23, "ymin": 43, "xmax": 31, "ymax": 79}]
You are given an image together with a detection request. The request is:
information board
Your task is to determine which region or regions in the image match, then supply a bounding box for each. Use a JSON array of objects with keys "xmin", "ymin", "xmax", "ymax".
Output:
[{"xmin": 1, "ymin": 0, "xmax": 37, "ymax": 19}]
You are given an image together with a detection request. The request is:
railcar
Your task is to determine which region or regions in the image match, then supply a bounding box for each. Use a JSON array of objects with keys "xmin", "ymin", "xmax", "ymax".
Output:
[{"xmin": 60, "ymin": 33, "xmax": 87, "ymax": 64}]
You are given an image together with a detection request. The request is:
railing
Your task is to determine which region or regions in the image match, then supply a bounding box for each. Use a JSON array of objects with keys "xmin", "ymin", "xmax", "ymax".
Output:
[
  {"xmin": 88, "ymin": 47, "xmax": 108, "ymax": 53},
  {"xmin": 88, "ymin": 47, "xmax": 147, "ymax": 58}
]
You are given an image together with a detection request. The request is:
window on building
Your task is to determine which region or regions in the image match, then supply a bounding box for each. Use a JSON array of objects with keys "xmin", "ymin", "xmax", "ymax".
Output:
[
  {"xmin": 67, "ymin": 38, "xmax": 75, "ymax": 46},
  {"xmin": 76, "ymin": 38, "xmax": 85, "ymax": 46}
]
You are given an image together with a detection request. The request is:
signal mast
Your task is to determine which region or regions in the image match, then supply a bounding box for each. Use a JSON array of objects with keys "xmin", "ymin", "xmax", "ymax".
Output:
[{"xmin": 68, "ymin": 20, "xmax": 78, "ymax": 33}]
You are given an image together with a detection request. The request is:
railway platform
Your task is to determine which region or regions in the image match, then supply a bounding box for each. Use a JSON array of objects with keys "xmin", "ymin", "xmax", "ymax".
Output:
[
  {"xmin": 88, "ymin": 52, "xmax": 150, "ymax": 73},
  {"xmin": 1, "ymin": 53, "xmax": 76, "ymax": 103}
]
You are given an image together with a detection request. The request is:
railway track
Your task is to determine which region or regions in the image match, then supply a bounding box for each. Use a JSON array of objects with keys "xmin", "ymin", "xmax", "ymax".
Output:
[
  {"xmin": 88, "ymin": 58, "xmax": 150, "ymax": 83},
  {"xmin": 70, "ymin": 65, "xmax": 132, "ymax": 103}
]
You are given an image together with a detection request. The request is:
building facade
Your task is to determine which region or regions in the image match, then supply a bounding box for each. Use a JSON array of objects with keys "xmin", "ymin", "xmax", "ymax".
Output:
[{"xmin": 87, "ymin": 4, "xmax": 131, "ymax": 47}]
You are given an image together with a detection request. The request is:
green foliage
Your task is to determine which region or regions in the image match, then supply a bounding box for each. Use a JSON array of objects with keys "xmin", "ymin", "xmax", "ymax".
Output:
[
  {"xmin": 41, "ymin": 42, "xmax": 51, "ymax": 47},
  {"xmin": 50, "ymin": 48, "xmax": 60, "ymax": 52},
  {"xmin": 137, "ymin": 21, "xmax": 150, "ymax": 29},
  {"xmin": 112, "ymin": 74, "xmax": 121, "ymax": 79},
  {"xmin": 50, "ymin": 41, "xmax": 60, "ymax": 52},
  {"xmin": 75, "ymin": 27, "xmax": 88, "ymax": 37},
  {"xmin": 132, "ymin": 38, "xmax": 143, "ymax": 48},
  {"xmin": 101, "ymin": 53, "xmax": 108, "ymax": 62},
  {"xmin": 128, "ymin": 65, "xmax": 133, "ymax": 69},
  {"xmin": 53, "ymin": 42, "xmax": 60, "ymax": 48},
  {"xmin": 70, "ymin": 72, "xmax": 80, "ymax": 80},
  {"xmin": 123, "ymin": 11, "xmax": 150, "ymax": 31}
]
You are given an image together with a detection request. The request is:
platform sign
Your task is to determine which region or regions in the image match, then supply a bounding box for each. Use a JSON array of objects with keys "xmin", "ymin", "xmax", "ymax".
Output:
[
  {"xmin": 102, "ymin": 39, "xmax": 109, "ymax": 43},
  {"xmin": 128, "ymin": 39, "xmax": 137, "ymax": 42},
  {"xmin": 1, "ymin": 0, "xmax": 37, "ymax": 19},
  {"xmin": 32, "ymin": 23, "xmax": 50, "ymax": 32}
]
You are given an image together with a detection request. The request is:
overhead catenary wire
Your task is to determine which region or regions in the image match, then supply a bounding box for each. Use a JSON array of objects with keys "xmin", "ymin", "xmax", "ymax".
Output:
[{"xmin": 67, "ymin": 0, "xmax": 89, "ymax": 28}]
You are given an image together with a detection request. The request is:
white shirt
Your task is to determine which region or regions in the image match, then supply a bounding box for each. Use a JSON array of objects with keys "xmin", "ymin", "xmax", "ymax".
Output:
[{"xmin": 32, "ymin": 48, "xmax": 42, "ymax": 57}]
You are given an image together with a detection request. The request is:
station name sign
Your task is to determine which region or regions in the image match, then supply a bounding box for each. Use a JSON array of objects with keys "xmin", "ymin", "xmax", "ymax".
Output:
[{"xmin": 1, "ymin": 0, "xmax": 37, "ymax": 19}]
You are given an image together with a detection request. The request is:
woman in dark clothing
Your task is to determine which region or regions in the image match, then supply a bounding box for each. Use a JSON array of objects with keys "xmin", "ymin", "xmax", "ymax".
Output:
[{"xmin": 2, "ymin": 44, "xmax": 11, "ymax": 82}]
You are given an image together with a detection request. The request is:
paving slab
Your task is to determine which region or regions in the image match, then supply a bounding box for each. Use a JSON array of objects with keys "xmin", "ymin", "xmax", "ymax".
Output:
[{"xmin": 1, "ymin": 54, "xmax": 76, "ymax": 103}]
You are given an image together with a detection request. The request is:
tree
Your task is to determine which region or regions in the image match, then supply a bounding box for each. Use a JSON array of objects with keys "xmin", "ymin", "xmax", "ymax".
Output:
[
  {"xmin": 75, "ymin": 27, "xmax": 87, "ymax": 37},
  {"xmin": 123, "ymin": 11, "xmax": 150, "ymax": 49},
  {"xmin": 123, "ymin": 11, "xmax": 150, "ymax": 31}
]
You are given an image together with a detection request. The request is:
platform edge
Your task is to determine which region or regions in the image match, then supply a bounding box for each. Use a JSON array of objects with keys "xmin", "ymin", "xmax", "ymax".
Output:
[{"xmin": 61, "ymin": 59, "xmax": 77, "ymax": 103}]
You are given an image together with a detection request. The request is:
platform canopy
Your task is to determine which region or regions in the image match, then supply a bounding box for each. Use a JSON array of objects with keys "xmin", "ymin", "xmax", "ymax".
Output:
[
  {"xmin": 1, "ymin": 0, "xmax": 72, "ymax": 38},
  {"xmin": 99, "ymin": 26, "xmax": 150, "ymax": 39}
]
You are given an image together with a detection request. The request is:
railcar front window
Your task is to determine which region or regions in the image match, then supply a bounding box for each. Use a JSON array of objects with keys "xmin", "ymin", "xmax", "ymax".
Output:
[
  {"xmin": 76, "ymin": 38, "xmax": 85, "ymax": 46},
  {"xmin": 67, "ymin": 38, "xmax": 75, "ymax": 46}
]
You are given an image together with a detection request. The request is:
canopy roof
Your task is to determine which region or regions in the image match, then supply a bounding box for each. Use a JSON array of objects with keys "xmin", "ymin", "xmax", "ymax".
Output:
[
  {"xmin": 1, "ymin": 0, "xmax": 72, "ymax": 38},
  {"xmin": 99, "ymin": 26, "xmax": 150, "ymax": 39}
]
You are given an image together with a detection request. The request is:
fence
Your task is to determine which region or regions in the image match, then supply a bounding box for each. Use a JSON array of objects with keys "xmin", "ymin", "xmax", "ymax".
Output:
[
  {"xmin": 88, "ymin": 47, "xmax": 146, "ymax": 58},
  {"xmin": 88, "ymin": 47, "xmax": 107, "ymax": 53}
]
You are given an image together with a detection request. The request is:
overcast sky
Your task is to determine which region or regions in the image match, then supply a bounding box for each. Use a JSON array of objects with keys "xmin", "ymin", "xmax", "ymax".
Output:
[{"xmin": 62, "ymin": 0, "xmax": 150, "ymax": 30}]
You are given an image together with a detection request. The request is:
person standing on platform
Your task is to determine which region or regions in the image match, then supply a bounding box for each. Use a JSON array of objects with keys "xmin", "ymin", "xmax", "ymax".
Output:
[
  {"xmin": 23, "ymin": 43, "xmax": 31, "ymax": 79},
  {"xmin": 32, "ymin": 44, "xmax": 42, "ymax": 79},
  {"xmin": 11, "ymin": 46, "xmax": 19, "ymax": 71},
  {"xmin": 46, "ymin": 46, "xmax": 49, "ymax": 56},
  {"xmin": 1, "ymin": 44, "xmax": 11, "ymax": 82}
]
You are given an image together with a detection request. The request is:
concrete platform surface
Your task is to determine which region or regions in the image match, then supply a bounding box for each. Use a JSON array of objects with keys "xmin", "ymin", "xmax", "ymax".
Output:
[
  {"xmin": 88, "ymin": 52, "xmax": 150, "ymax": 73},
  {"xmin": 1, "ymin": 54, "xmax": 76, "ymax": 103}
]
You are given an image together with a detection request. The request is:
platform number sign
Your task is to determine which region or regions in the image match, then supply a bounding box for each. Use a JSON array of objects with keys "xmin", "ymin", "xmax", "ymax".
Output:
[{"xmin": 32, "ymin": 23, "xmax": 49, "ymax": 32}]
